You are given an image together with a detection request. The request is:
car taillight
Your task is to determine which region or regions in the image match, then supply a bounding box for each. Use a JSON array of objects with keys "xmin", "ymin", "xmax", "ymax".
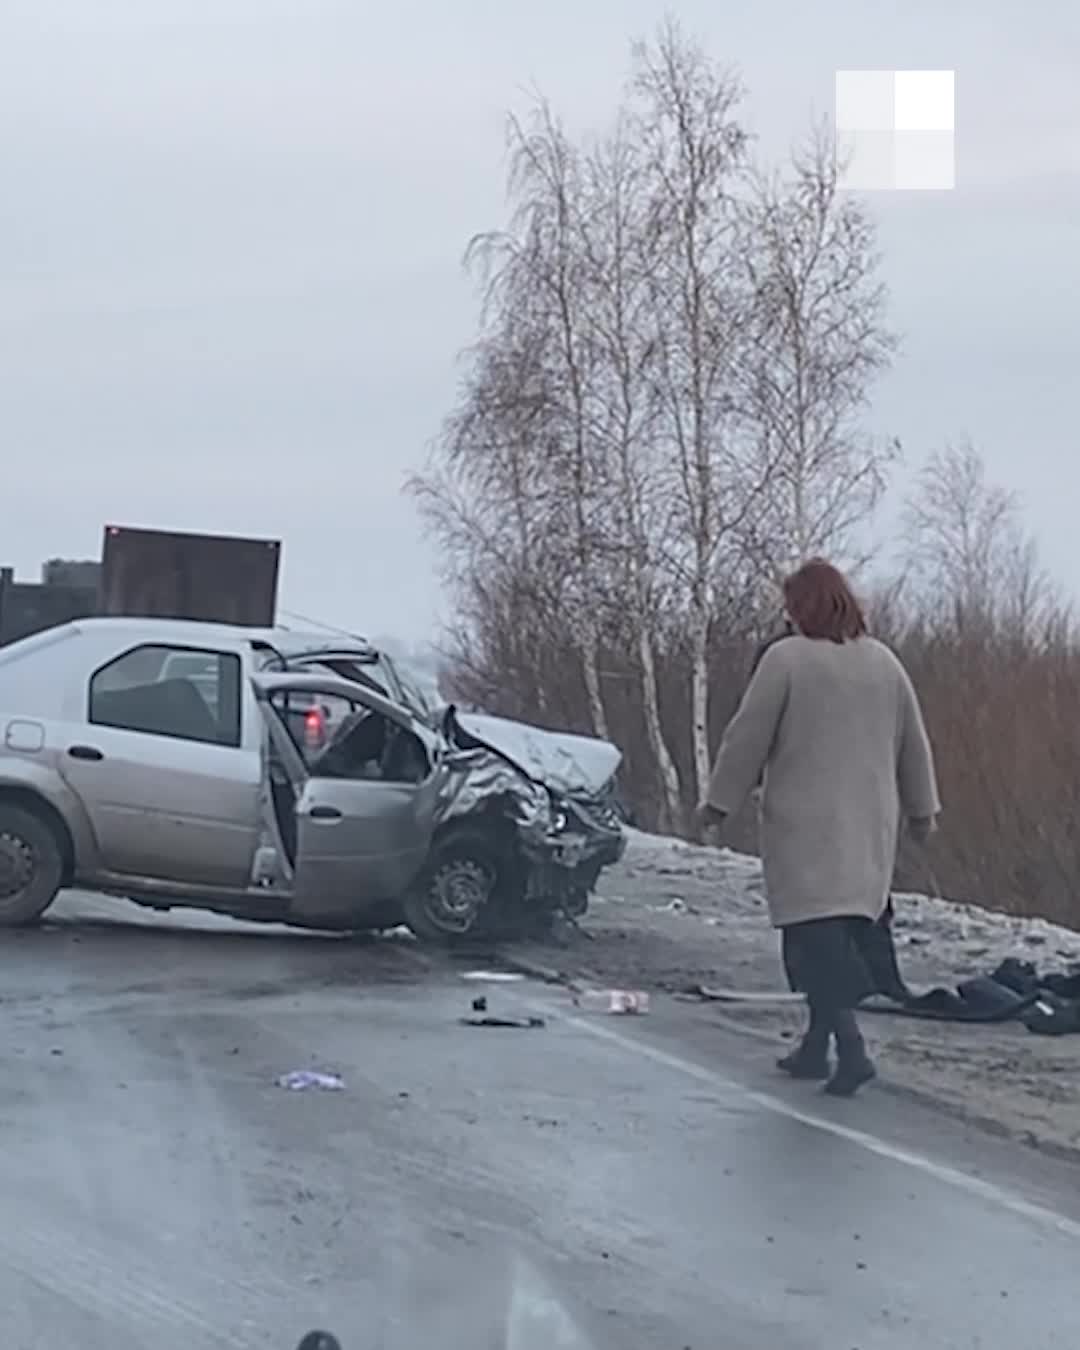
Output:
[{"xmin": 304, "ymin": 708, "xmax": 325, "ymax": 747}]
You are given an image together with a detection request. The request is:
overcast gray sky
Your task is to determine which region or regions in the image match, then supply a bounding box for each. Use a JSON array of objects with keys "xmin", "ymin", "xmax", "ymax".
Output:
[{"xmin": 2, "ymin": 0, "xmax": 1076, "ymax": 640}]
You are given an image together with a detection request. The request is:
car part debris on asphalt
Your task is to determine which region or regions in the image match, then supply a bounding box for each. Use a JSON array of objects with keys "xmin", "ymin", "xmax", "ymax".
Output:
[
  {"xmin": 573, "ymin": 989, "xmax": 650, "ymax": 1015},
  {"xmin": 460, "ymin": 1014, "xmax": 546, "ymax": 1029},
  {"xmin": 276, "ymin": 1070, "xmax": 346, "ymax": 1091},
  {"xmin": 462, "ymin": 970, "xmax": 526, "ymax": 982},
  {"xmin": 680, "ymin": 983, "xmax": 802, "ymax": 1005}
]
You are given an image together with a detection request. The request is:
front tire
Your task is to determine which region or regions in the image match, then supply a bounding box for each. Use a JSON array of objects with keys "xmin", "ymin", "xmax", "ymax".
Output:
[
  {"xmin": 402, "ymin": 828, "xmax": 501, "ymax": 943},
  {"xmin": 0, "ymin": 805, "xmax": 63, "ymax": 926}
]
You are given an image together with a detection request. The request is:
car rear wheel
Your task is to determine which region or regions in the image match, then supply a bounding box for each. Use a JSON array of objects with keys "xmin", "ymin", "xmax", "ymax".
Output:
[
  {"xmin": 0, "ymin": 805, "xmax": 63, "ymax": 926},
  {"xmin": 401, "ymin": 829, "xmax": 500, "ymax": 943}
]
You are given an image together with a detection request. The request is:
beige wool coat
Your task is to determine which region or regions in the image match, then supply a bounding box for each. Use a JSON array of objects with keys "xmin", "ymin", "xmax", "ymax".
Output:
[{"xmin": 705, "ymin": 635, "xmax": 940, "ymax": 929}]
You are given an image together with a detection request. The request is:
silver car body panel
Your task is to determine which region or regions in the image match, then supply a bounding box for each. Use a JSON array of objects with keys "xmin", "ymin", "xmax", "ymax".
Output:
[
  {"xmin": 0, "ymin": 736, "xmax": 101, "ymax": 873},
  {"xmin": 252, "ymin": 671, "xmax": 445, "ymax": 920},
  {"xmin": 0, "ymin": 619, "xmax": 269, "ymax": 888},
  {"xmin": 59, "ymin": 728, "xmax": 260, "ymax": 888}
]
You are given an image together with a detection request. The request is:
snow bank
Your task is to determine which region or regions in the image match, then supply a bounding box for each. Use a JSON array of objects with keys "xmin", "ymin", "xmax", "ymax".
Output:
[{"xmin": 616, "ymin": 828, "xmax": 1080, "ymax": 971}]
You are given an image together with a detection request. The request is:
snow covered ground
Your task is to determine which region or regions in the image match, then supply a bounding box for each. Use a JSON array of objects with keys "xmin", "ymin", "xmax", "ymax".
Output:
[
  {"xmin": 618, "ymin": 829, "xmax": 1080, "ymax": 975},
  {"xmin": 512, "ymin": 830, "xmax": 1080, "ymax": 1161}
]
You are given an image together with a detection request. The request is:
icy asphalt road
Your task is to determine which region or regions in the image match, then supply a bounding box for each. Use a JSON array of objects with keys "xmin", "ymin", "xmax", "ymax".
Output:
[{"xmin": 2, "ymin": 893, "xmax": 1079, "ymax": 1350}]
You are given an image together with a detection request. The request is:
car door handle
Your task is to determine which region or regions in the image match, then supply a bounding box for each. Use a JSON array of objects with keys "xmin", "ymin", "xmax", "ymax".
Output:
[
  {"xmin": 308, "ymin": 805, "xmax": 342, "ymax": 821},
  {"xmin": 67, "ymin": 745, "xmax": 105, "ymax": 762}
]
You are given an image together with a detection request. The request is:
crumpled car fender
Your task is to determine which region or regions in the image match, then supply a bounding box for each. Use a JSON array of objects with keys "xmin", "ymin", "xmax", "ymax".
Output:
[{"xmin": 434, "ymin": 745, "xmax": 553, "ymax": 850}]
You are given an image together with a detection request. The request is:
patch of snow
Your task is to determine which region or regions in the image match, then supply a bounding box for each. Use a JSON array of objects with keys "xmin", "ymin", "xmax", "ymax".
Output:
[{"xmin": 617, "ymin": 830, "xmax": 1080, "ymax": 974}]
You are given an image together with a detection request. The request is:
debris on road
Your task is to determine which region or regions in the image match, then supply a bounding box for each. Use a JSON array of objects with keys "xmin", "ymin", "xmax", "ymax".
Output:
[
  {"xmin": 681, "ymin": 984, "xmax": 802, "ymax": 1005},
  {"xmin": 462, "ymin": 970, "xmax": 527, "ymax": 982},
  {"xmin": 574, "ymin": 989, "xmax": 650, "ymax": 1015},
  {"xmin": 276, "ymin": 1070, "xmax": 346, "ymax": 1092},
  {"xmin": 460, "ymin": 1014, "xmax": 546, "ymax": 1029},
  {"xmin": 512, "ymin": 828, "xmax": 1080, "ymax": 1157},
  {"xmin": 1023, "ymin": 993, "xmax": 1080, "ymax": 1036}
]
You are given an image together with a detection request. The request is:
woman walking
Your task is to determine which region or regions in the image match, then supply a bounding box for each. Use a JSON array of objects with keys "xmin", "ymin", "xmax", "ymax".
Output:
[{"xmin": 698, "ymin": 559, "xmax": 939, "ymax": 1096}]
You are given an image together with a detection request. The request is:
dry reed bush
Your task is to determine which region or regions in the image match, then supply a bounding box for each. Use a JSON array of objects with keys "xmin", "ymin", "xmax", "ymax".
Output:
[{"xmin": 897, "ymin": 632, "xmax": 1080, "ymax": 926}]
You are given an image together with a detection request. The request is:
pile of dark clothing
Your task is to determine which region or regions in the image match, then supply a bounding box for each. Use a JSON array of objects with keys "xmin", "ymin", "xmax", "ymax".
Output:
[{"xmin": 859, "ymin": 948, "xmax": 1080, "ymax": 1035}]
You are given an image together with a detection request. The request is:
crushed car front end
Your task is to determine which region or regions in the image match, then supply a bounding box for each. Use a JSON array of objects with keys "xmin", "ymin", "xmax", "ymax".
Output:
[
  {"xmin": 434, "ymin": 708, "xmax": 627, "ymax": 932},
  {"xmin": 271, "ymin": 636, "xmax": 627, "ymax": 939}
]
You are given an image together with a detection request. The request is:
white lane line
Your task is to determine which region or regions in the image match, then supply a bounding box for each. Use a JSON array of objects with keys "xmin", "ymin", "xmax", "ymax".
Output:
[{"xmin": 540, "ymin": 1002, "xmax": 1080, "ymax": 1242}]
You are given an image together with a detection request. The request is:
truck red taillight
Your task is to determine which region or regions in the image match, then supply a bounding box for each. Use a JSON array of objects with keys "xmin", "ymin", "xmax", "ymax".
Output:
[{"xmin": 304, "ymin": 708, "xmax": 325, "ymax": 747}]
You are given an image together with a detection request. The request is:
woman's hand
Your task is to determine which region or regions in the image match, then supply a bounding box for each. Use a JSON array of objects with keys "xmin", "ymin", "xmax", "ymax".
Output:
[{"xmin": 694, "ymin": 801, "xmax": 727, "ymax": 842}]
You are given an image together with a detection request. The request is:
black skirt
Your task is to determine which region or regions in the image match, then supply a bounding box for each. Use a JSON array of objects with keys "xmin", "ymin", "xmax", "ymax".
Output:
[{"xmin": 781, "ymin": 900, "xmax": 905, "ymax": 1009}]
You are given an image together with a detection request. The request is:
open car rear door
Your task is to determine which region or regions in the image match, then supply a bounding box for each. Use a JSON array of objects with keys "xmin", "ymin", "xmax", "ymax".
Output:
[{"xmin": 252, "ymin": 672, "xmax": 445, "ymax": 925}]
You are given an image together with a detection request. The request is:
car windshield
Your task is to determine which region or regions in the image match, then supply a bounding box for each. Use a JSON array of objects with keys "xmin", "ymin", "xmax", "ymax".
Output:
[{"xmin": 392, "ymin": 663, "xmax": 434, "ymax": 720}]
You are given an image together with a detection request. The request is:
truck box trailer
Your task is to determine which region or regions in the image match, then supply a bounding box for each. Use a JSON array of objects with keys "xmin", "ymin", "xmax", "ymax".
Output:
[{"xmin": 99, "ymin": 525, "xmax": 281, "ymax": 627}]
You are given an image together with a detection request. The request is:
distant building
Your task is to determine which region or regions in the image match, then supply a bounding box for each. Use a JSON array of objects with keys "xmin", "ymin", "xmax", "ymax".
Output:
[
  {"xmin": 0, "ymin": 561, "xmax": 100, "ymax": 646},
  {"xmin": 41, "ymin": 558, "xmax": 102, "ymax": 590}
]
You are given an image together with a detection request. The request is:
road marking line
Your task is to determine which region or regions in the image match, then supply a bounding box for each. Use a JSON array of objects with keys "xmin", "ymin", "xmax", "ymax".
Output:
[{"xmin": 543, "ymin": 1002, "xmax": 1080, "ymax": 1241}]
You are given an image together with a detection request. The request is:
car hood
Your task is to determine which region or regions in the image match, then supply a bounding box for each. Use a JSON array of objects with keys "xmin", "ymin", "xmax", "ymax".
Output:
[{"xmin": 451, "ymin": 711, "xmax": 622, "ymax": 797}]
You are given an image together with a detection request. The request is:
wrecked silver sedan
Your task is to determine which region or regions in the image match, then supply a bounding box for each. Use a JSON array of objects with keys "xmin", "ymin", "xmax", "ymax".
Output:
[{"xmin": 0, "ymin": 617, "xmax": 625, "ymax": 940}]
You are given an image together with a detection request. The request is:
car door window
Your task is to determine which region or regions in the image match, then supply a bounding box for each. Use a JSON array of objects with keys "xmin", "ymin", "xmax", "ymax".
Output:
[
  {"xmin": 89, "ymin": 644, "xmax": 242, "ymax": 747},
  {"xmin": 270, "ymin": 691, "xmax": 431, "ymax": 784}
]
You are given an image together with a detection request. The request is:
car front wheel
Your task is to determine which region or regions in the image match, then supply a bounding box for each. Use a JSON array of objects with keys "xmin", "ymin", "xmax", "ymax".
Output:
[
  {"xmin": 0, "ymin": 805, "xmax": 64, "ymax": 926},
  {"xmin": 401, "ymin": 828, "xmax": 500, "ymax": 943}
]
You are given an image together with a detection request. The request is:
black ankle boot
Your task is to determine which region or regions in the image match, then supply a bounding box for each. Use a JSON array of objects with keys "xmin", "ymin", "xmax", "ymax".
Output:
[
  {"xmin": 778, "ymin": 1006, "xmax": 831, "ymax": 1079},
  {"xmin": 824, "ymin": 1010, "xmax": 876, "ymax": 1097},
  {"xmin": 777, "ymin": 1044, "xmax": 831, "ymax": 1079},
  {"xmin": 824, "ymin": 1056, "xmax": 876, "ymax": 1096}
]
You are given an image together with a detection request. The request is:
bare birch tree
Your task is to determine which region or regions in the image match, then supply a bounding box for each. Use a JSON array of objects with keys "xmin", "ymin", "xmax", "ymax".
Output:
[
  {"xmin": 629, "ymin": 18, "xmax": 756, "ymax": 810},
  {"xmin": 408, "ymin": 305, "xmax": 572, "ymax": 717},
  {"xmin": 735, "ymin": 129, "xmax": 899, "ymax": 586},
  {"xmin": 572, "ymin": 118, "xmax": 687, "ymax": 829},
  {"xmin": 901, "ymin": 440, "xmax": 1059, "ymax": 641},
  {"xmin": 411, "ymin": 22, "xmax": 921, "ymax": 837},
  {"xmin": 462, "ymin": 107, "xmax": 617, "ymax": 740}
]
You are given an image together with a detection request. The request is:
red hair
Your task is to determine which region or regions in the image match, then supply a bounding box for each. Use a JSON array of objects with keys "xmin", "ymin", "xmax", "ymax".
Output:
[{"xmin": 782, "ymin": 558, "xmax": 867, "ymax": 643}]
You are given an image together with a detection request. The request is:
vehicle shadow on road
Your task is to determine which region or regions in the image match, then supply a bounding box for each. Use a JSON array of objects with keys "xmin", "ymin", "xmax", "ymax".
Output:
[{"xmin": 1, "ymin": 901, "xmax": 438, "ymax": 1001}]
